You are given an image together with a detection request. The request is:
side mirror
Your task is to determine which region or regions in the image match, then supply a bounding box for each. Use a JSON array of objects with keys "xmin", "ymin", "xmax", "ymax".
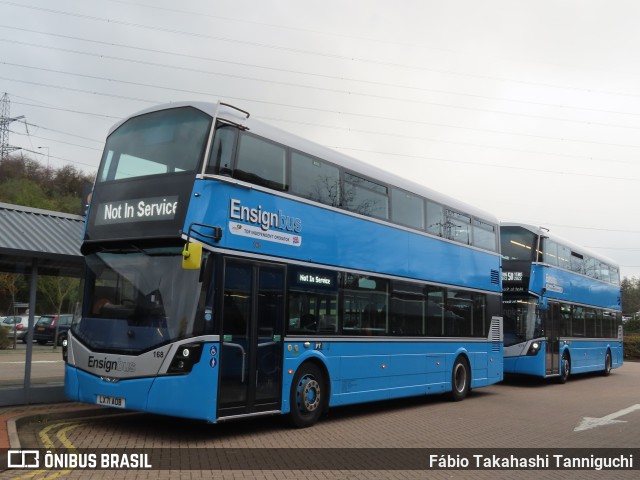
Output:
[{"xmin": 182, "ymin": 242, "xmax": 203, "ymax": 270}]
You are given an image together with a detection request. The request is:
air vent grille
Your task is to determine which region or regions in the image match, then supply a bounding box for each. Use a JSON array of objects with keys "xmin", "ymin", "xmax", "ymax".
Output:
[{"xmin": 490, "ymin": 317, "xmax": 503, "ymax": 352}]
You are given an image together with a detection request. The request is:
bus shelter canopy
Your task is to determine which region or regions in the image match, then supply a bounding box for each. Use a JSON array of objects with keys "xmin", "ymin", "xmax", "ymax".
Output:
[{"xmin": 0, "ymin": 202, "xmax": 84, "ymax": 277}]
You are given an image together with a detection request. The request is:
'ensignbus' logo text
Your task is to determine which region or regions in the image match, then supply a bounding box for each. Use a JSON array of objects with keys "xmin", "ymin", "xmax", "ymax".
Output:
[
  {"xmin": 230, "ymin": 198, "xmax": 302, "ymax": 233},
  {"xmin": 88, "ymin": 356, "xmax": 136, "ymax": 373}
]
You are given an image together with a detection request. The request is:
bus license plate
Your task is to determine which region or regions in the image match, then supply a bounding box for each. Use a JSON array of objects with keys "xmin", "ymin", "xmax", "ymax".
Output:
[{"xmin": 96, "ymin": 394, "xmax": 126, "ymax": 408}]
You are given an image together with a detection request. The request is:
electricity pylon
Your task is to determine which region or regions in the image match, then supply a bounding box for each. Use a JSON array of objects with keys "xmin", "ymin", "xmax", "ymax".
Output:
[{"xmin": 0, "ymin": 93, "xmax": 25, "ymax": 159}]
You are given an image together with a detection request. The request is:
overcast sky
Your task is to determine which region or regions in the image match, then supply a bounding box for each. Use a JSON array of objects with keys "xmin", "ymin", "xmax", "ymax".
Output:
[{"xmin": 2, "ymin": 0, "xmax": 640, "ymax": 279}]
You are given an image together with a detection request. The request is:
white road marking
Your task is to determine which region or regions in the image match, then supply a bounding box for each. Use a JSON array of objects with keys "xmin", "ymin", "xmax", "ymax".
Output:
[{"xmin": 574, "ymin": 404, "xmax": 640, "ymax": 432}]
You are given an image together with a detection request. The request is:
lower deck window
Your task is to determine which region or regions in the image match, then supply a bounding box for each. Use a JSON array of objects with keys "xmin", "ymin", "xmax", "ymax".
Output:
[
  {"xmin": 285, "ymin": 268, "xmax": 494, "ymax": 338},
  {"xmin": 288, "ymin": 291, "xmax": 338, "ymax": 334}
]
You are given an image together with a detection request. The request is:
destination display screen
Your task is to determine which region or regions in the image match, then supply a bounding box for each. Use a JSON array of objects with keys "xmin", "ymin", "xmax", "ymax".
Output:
[
  {"xmin": 94, "ymin": 196, "xmax": 179, "ymax": 226},
  {"xmin": 84, "ymin": 173, "xmax": 194, "ymax": 246},
  {"xmin": 289, "ymin": 266, "xmax": 337, "ymax": 291}
]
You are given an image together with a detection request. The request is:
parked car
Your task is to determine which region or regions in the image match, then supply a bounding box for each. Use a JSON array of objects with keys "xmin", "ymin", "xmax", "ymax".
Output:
[
  {"xmin": 32, "ymin": 314, "xmax": 73, "ymax": 346},
  {"xmin": 2, "ymin": 315, "xmax": 35, "ymax": 342}
]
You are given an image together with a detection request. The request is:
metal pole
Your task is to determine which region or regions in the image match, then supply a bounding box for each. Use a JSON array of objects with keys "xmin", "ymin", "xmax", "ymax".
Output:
[{"xmin": 24, "ymin": 258, "xmax": 38, "ymax": 404}]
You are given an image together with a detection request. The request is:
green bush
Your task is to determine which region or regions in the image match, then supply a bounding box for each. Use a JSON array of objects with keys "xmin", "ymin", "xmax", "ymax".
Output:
[
  {"xmin": 624, "ymin": 317, "xmax": 640, "ymax": 335},
  {"xmin": 624, "ymin": 335, "xmax": 640, "ymax": 361}
]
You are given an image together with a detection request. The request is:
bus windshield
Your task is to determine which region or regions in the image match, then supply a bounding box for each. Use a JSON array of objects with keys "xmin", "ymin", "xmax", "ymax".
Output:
[
  {"xmin": 501, "ymin": 226, "xmax": 537, "ymax": 261},
  {"xmin": 73, "ymin": 246, "xmax": 207, "ymax": 354},
  {"xmin": 97, "ymin": 106, "xmax": 212, "ymax": 182},
  {"xmin": 503, "ymin": 296, "xmax": 541, "ymax": 347}
]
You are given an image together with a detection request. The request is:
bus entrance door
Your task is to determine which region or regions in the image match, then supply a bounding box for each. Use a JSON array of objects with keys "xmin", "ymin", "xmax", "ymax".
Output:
[
  {"xmin": 217, "ymin": 260, "xmax": 284, "ymax": 419},
  {"xmin": 545, "ymin": 302, "xmax": 560, "ymax": 376}
]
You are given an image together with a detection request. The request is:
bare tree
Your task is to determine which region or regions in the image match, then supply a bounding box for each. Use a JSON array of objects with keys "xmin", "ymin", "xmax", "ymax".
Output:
[{"xmin": 38, "ymin": 275, "xmax": 80, "ymax": 349}]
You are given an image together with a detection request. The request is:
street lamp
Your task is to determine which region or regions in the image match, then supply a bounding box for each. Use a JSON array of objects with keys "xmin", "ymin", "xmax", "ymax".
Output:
[{"xmin": 37, "ymin": 146, "xmax": 50, "ymax": 169}]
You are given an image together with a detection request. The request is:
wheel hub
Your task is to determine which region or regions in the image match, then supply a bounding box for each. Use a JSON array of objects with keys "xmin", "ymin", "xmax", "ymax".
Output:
[{"xmin": 298, "ymin": 377, "xmax": 321, "ymax": 412}]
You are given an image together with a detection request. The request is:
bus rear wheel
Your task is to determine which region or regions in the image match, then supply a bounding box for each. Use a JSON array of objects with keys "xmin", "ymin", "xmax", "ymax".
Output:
[
  {"xmin": 450, "ymin": 356, "xmax": 470, "ymax": 401},
  {"xmin": 602, "ymin": 351, "xmax": 612, "ymax": 377},
  {"xmin": 289, "ymin": 363, "xmax": 325, "ymax": 428}
]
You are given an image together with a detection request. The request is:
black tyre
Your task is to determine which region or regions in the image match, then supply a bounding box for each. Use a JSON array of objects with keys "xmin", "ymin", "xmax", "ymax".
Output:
[
  {"xmin": 57, "ymin": 334, "xmax": 67, "ymax": 347},
  {"xmin": 37, "ymin": 340, "xmax": 47, "ymax": 345},
  {"xmin": 450, "ymin": 356, "xmax": 470, "ymax": 401},
  {"xmin": 602, "ymin": 351, "xmax": 612, "ymax": 377},
  {"xmin": 558, "ymin": 354, "xmax": 570, "ymax": 384},
  {"xmin": 290, "ymin": 363, "xmax": 325, "ymax": 428}
]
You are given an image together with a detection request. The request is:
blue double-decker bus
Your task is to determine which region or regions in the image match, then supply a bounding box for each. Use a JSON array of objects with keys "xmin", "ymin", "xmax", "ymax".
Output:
[
  {"xmin": 501, "ymin": 223, "xmax": 622, "ymax": 382},
  {"xmin": 64, "ymin": 101, "xmax": 503, "ymax": 427}
]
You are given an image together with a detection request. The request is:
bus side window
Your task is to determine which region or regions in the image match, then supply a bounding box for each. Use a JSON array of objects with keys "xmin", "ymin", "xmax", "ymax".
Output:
[
  {"xmin": 391, "ymin": 188, "xmax": 424, "ymax": 230},
  {"xmin": 389, "ymin": 293, "xmax": 424, "ymax": 336},
  {"xmin": 291, "ymin": 151, "xmax": 340, "ymax": 207},
  {"xmin": 288, "ymin": 291, "xmax": 337, "ymax": 335},
  {"xmin": 572, "ymin": 305, "xmax": 586, "ymax": 337},
  {"xmin": 342, "ymin": 275, "xmax": 389, "ymax": 336},
  {"xmin": 235, "ymin": 133, "xmax": 287, "ymax": 191},
  {"xmin": 446, "ymin": 290, "xmax": 472, "ymax": 336},
  {"xmin": 570, "ymin": 252, "xmax": 585, "ymax": 274},
  {"xmin": 472, "ymin": 293, "xmax": 488, "ymax": 337},
  {"xmin": 556, "ymin": 244, "xmax": 571, "ymax": 270},
  {"xmin": 444, "ymin": 210, "xmax": 471, "ymax": 245},
  {"xmin": 425, "ymin": 287, "xmax": 445, "ymax": 336},
  {"xmin": 542, "ymin": 239, "xmax": 558, "ymax": 266},
  {"xmin": 472, "ymin": 219, "xmax": 497, "ymax": 252},
  {"xmin": 207, "ymin": 125, "xmax": 238, "ymax": 175},
  {"xmin": 342, "ymin": 173, "xmax": 389, "ymax": 220},
  {"xmin": 426, "ymin": 201, "xmax": 444, "ymax": 237}
]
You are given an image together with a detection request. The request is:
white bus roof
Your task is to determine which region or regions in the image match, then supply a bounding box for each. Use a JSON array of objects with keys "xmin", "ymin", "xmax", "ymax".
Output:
[{"xmin": 109, "ymin": 100, "xmax": 499, "ymax": 225}]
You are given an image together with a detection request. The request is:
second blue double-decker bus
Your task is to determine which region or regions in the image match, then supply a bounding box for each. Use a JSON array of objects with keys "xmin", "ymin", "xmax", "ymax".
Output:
[
  {"xmin": 501, "ymin": 223, "xmax": 622, "ymax": 382},
  {"xmin": 64, "ymin": 101, "xmax": 503, "ymax": 427}
]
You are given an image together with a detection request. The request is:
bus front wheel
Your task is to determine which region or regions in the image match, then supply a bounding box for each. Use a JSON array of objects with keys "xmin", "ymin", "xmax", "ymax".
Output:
[
  {"xmin": 289, "ymin": 363, "xmax": 325, "ymax": 428},
  {"xmin": 450, "ymin": 356, "xmax": 470, "ymax": 401}
]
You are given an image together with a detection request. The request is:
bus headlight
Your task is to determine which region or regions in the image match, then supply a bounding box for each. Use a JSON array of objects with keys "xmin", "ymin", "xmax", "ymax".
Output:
[
  {"xmin": 527, "ymin": 341, "xmax": 541, "ymax": 356},
  {"xmin": 168, "ymin": 343, "xmax": 203, "ymax": 374}
]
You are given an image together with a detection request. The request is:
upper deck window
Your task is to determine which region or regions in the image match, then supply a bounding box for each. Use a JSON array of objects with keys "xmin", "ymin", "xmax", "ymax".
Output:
[
  {"xmin": 343, "ymin": 173, "xmax": 389, "ymax": 220},
  {"xmin": 391, "ymin": 188, "xmax": 424, "ymax": 229},
  {"xmin": 473, "ymin": 219, "xmax": 497, "ymax": 252},
  {"xmin": 426, "ymin": 201, "xmax": 445, "ymax": 237},
  {"xmin": 534, "ymin": 235, "xmax": 619, "ymax": 285},
  {"xmin": 556, "ymin": 244, "xmax": 571, "ymax": 270},
  {"xmin": 235, "ymin": 133, "xmax": 287, "ymax": 191},
  {"xmin": 202, "ymin": 124, "xmax": 500, "ymax": 253},
  {"xmin": 445, "ymin": 210, "xmax": 471, "ymax": 245},
  {"xmin": 207, "ymin": 124, "xmax": 237, "ymax": 174},
  {"xmin": 570, "ymin": 252, "xmax": 585, "ymax": 274},
  {"xmin": 290, "ymin": 151, "xmax": 340, "ymax": 206},
  {"xmin": 98, "ymin": 107, "xmax": 212, "ymax": 182},
  {"xmin": 610, "ymin": 267, "xmax": 620, "ymax": 285},
  {"xmin": 542, "ymin": 239, "xmax": 559, "ymax": 266}
]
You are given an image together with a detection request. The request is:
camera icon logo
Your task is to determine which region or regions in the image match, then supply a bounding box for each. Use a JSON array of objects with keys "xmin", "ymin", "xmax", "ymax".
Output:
[{"xmin": 7, "ymin": 450, "xmax": 40, "ymax": 468}]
